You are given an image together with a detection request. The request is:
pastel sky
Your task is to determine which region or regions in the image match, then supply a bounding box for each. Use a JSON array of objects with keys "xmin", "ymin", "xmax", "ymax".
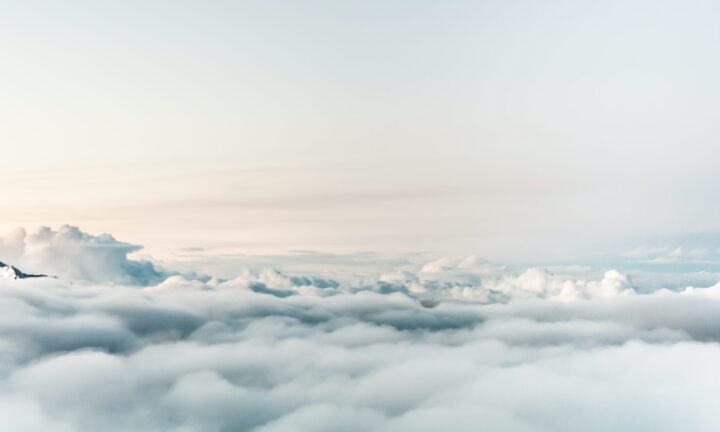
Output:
[
  {"xmin": 2, "ymin": 0, "xmax": 720, "ymax": 261},
  {"xmin": 5, "ymin": 6, "xmax": 720, "ymax": 429}
]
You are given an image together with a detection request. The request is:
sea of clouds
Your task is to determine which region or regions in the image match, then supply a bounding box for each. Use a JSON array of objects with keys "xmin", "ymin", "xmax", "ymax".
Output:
[{"xmin": 1, "ymin": 226, "xmax": 720, "ymax": 431}]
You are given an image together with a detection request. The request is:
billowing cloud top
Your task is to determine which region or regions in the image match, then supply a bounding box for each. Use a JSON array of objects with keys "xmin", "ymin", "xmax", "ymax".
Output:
[
  {"xmin": 0, "ymin": 226, "xmax": 636, "ymax": 303},
  {"xmin": 1, "ymin": 226, "xmax": 720, "ymax": 431},
  {"xmin": 0, "ymin": 226, "xmax": 167, "ymax": 285}
]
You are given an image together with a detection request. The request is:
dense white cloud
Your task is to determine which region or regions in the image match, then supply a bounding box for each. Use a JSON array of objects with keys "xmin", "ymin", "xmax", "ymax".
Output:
[
  {"xmin": 0, "ymin": 226, "xmax": 169, "ymax": 285},
  {"xmin": 1, "ymin": 227, "xmax": 720, "ymax": 430},
  {"xmin": 380, "ymin": 260, "xmax": 634, "ymax": 304},
  {"xmin": 0, "ymin": 265, "xmax": 718, "ymax": 430}
]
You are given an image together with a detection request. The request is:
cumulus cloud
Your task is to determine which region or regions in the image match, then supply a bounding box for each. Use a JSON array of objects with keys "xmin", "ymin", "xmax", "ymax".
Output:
[
  {"xmin": 2, "ymin": 228, "xmax": 720, "ymax": 430},
  {"xmin": 380, "ymin": 259, "xmax": 634, "ymax": 304},
  {"xmin": 0, "ymin": 226, "xmax": 169, "ymax": 285},
  {"xmin": 0, "ymin": 258, "xmax": 719, "ymax": 430}
]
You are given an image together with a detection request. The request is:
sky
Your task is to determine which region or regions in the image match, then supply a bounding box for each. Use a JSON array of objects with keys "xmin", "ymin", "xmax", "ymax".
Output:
[
  {"xmin": 2, "ymin": 0, "xmax": 720, "ymax": 263},
  {"xmin": 5, "ymin": 3, "xmax": 720, "ymax": 431}
]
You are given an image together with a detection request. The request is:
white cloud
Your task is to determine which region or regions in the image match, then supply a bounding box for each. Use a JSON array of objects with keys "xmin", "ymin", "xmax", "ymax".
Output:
[
  {"xmin": 0, "ymin": 226, "xmax": 169, "ymax": 285},
  {"xmin": 0, "ymin": 263, "xmax": 717, "ymax": 430},
  {"xmin": 381, "ymin": 260, "xmax": 635, "ymax": 304},
  {"xmin": 0, "ymin": 227, "xmax": 719, "ymax": 430}
]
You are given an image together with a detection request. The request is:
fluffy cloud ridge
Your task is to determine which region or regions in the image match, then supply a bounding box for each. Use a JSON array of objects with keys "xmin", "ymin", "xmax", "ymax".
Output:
[
  {"xmin": 0, "ymin": 274, "xmax": 720, "ymax": 431},
  {"xmin": 0, "ymin": 226, "xmax": 168, "ymax": 285},
  {"xmin": 1, "ymin": 227, "xmax": 720, "ymax": 431}
]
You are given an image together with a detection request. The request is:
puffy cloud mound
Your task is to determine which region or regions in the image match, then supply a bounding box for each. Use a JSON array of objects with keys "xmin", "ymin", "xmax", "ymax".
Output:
[
  {"xmin": 0, "ymin": 266, "xmax": 719, "ymax": 430},
  {"xmin": 0, "ymin": 226, "xmax": 168, "ymax": 285},
  {"xmin": 380, "ymin": 259, "xmax": 635, "ymax": 304}
]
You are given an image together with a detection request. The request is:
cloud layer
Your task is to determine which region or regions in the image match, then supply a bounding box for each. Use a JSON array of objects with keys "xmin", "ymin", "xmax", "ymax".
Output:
[
  {"xmin": 0, "ymin": 268, "xmax": 720, "ymax": 430},
  {"xmin": 1, "ymin": 227, "xmax": 720, "ymax": 430}
]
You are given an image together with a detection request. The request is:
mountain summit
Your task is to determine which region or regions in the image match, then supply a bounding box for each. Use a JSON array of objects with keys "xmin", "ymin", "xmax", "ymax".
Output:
[{"xmin": 0, "ymin": 262, "xmax": 46, "ymax": 280}]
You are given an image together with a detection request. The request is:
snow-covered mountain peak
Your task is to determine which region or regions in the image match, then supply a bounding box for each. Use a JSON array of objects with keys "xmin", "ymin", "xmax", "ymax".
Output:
[{"xmin": 0, "ymin": 262, "xmax": 46, "ymax": 280}]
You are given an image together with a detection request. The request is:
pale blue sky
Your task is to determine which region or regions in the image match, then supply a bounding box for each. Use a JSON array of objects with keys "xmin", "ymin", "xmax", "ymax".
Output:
[{"xmin": 1, "ymin": 0, "xmax": 720, "ymax": 260}]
